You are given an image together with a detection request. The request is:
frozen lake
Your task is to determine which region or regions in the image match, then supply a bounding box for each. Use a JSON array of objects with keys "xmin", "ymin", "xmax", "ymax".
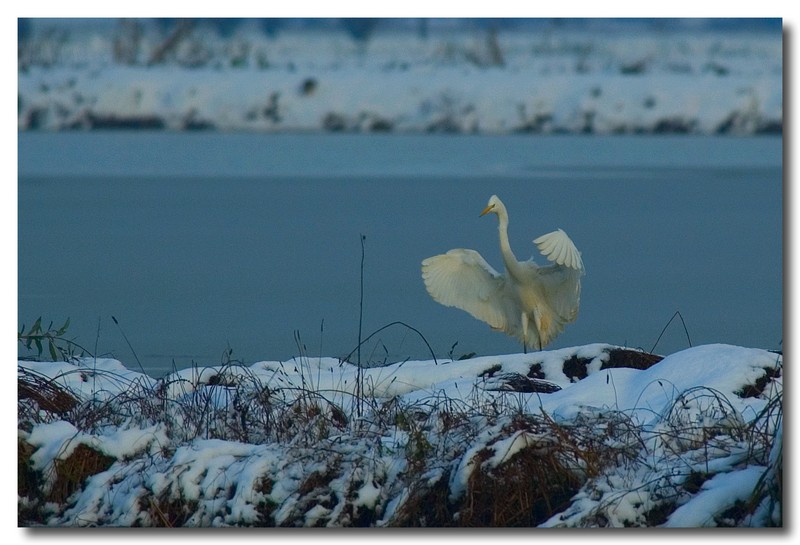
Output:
[{"xmin": 18, "ymin": 132, "xmax": 782, "ymax": 375}]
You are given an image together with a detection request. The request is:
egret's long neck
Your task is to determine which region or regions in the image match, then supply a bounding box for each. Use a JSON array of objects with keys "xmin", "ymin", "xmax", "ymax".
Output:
[{"xmin": 496, "ymin": 208, "xmax": 523, "ymax": 278}]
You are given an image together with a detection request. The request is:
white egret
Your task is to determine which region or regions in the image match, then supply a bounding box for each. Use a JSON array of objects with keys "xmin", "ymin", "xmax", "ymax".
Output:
[{"xmin": 421, "ymin": 194, "xmax": 584, "ymax": 352}]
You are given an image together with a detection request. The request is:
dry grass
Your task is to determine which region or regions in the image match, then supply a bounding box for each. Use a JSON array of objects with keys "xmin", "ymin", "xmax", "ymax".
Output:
[
  {"xmin": 18, "ymin": 368, "xmax": 79, "ymax": 421},
  {"xmin": 391, "ymin": 471, "xmax": 455, "ymax": 527},
  {"xmin": 461, "ymin": 446, "xmax": 581, "ymax": 526},
  {"xmin": 49, "ymin": 444, "xmax": 116, "ymax": 504},
  {"xmin": 18, "ymin": 439, "xmax": 117, "ymax": 525},
  {"xmin": 146, "ymin": 493, "xmax": 199, "ymax": 528}
]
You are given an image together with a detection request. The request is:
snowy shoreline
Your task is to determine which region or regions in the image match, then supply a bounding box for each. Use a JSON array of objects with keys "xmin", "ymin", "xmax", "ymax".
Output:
[
  {"xmin": 18, "ymin": 27, "xmax": 782, "ymax": 135},
  {"xmin": 18, "ymin": 343, "xmax": 783, "ymax": 527}
]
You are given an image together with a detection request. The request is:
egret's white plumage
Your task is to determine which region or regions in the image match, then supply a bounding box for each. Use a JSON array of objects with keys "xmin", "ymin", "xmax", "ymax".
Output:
[{"xmin": 421, "ymin": 195, "xmax": 584, "ymax": 351}]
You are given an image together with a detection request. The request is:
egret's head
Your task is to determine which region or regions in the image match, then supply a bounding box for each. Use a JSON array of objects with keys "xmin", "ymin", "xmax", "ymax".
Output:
[{"xmin": 480, "ymin": 195, "xmax": 501, "ymax": 217}]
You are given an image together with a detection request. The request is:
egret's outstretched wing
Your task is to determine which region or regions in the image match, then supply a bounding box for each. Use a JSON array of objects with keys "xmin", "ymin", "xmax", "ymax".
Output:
[
  {"xmin": 536, "ymin": 265, "xmax": 583, "ymax": 324},
  {"xmin": 421, "ymin": 249, "xmax": 515, "ymax": 332},
  {"xmin": 533, "ymin": 229, "xmax": 584, "ymax": 271},
  {"xmin": 532, "ymin": 229, "xmax": 584, "ymax": 325}
]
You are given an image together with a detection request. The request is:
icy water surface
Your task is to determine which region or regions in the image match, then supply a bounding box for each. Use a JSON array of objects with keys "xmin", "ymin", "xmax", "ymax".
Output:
[{"xmin": 18, "ymin": 133, "xmax": 782, "ymax": 375}]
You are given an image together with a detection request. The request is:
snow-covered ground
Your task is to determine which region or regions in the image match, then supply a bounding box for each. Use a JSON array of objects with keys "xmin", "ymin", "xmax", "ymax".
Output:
[
  {"xmin": 18, "ymin": 343, "xmax": 782, "ymax": 527},
  {"xmin": 18, "ymin": 22, "xmax": 782, "ymax": 134}
]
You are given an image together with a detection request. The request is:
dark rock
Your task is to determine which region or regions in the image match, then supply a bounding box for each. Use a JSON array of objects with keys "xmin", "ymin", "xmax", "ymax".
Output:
[
  {"xmin": 563, "ymin": 348, "xmax": 663, "ymax": 382},
  {"xmin": 600, "ymin": 348, "xmax": 663, "ymax": 371},
  {"xmin": 488, "ymin": 372, "xmax": 562, "ymax": 394}
]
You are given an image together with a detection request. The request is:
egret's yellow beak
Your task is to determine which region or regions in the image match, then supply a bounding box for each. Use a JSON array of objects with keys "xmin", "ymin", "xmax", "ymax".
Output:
[{"xmin": 479, "ymin": 204, "xmax": 495, "ymax": 217}]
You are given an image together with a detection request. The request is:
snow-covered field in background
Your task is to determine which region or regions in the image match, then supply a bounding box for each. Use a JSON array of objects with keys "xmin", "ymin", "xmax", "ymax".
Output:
[
  {"xmin": 18, "ymin": 343, "xmax": 782, "ymax": 527},
  {"xmin": 18, "ymin": 24, "xmax": 782, "ymax": 134}
]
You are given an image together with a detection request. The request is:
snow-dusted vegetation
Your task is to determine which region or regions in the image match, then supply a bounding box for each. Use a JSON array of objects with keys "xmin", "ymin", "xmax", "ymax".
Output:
[
  {"xmin": 18, "ymin": 18, "xmax": 782, "ymax": 135},
  {"xmin": 18, "ymin": 343, "xmax": 782, "ymax": 527}
]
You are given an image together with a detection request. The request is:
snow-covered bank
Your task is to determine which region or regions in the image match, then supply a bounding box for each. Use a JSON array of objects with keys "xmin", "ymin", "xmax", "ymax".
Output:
[
  {"xmin": 18, "ymin": 343, "xmax": 782, "ymax": 527},
  {"xmin": 18, "ymin": 25, "xmax": 782, "ymax": 134}
]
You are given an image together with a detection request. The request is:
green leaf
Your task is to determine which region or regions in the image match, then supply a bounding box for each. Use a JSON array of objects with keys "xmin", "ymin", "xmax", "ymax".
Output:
[
  {"xmin": 32, "ymin": 317, "xmax": 42, "ymax": 334},
  {"xmin": 48, "ymin": 340, "xmax": 58, "ymax": 361},
  {"xmin": 57, "ymin": 317, "xmax": 71, "ymax": 336},
  {"xmin": 34, "ymin": 338, "xmax": 43, "ymax": 356}
]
